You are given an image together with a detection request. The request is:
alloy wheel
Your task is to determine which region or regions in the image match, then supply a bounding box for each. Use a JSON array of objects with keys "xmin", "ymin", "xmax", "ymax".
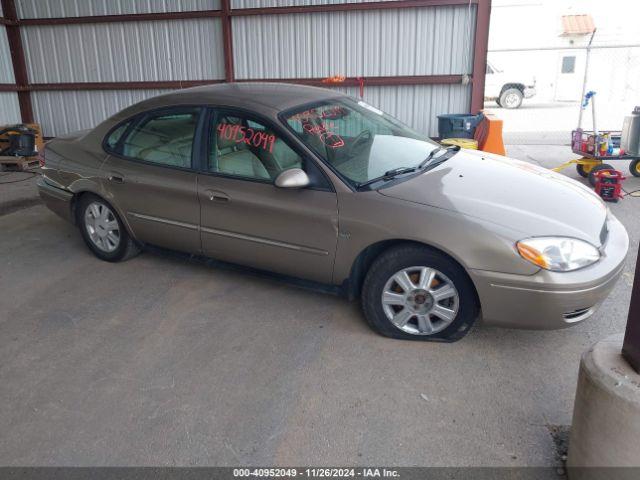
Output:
[
  {"xmin": 381, "ymin": 266, "xmax": 459, "ymax": 335},
  {"xmin": 504, "ymin": 93, "xmax": 520, "ymax": 108},
  {"xmin": 84, "ymin": 201, "xmax": 120, "ymax": 253}
]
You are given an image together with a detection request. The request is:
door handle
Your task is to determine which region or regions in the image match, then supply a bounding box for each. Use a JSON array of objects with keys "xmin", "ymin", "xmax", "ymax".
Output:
[
  {"xmin": 204, "ymin": 189, "xmax": 229, "ymax": 202},
  {"xmin": 108, "ymin": 172, "xmax": 124, "ymax": 184}
]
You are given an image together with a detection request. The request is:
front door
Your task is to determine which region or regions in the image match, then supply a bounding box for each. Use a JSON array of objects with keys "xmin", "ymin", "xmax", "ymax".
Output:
[
  {"xmin": 100, "ymin": 107, "xmax": 203, "ymax": 254},
  {"xmin": 555, "ymin": 52, "xmax": 584, "ymax": 102},
  {"xmin": 198, "ymin": 111, "xmax": 339, "ymax": 283}
]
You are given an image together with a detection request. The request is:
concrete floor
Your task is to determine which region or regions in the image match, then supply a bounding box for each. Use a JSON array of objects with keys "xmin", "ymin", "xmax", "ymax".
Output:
[
  {"xmin": 483, "ymin": 101, "xmax": 633, "ymax": 145},
  {"xmin": 0, "ymin": 147, "xmax": 638, "ymax": 467}
]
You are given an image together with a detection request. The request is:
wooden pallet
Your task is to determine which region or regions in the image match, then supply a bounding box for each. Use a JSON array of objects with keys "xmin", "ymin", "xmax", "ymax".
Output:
[{"xmin": 0, "ymin": 156, "xmax": 40, "ymax": 172}]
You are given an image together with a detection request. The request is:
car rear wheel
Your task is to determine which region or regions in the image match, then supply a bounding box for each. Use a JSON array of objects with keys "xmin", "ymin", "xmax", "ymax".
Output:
[
  {"xmin": 630, "ymin": 159, "xmax": 640, "ymax": 178},
  {"xmin": 361, "ymin": 245, "xmax": 478, "ymax": 341},
  {"xmin": 78, "ymin": 194, "xmax": 140, "ymax": 262},
  {"xmin": 499, "ymin": 88, "xmax": 523, "ymax": 109}
]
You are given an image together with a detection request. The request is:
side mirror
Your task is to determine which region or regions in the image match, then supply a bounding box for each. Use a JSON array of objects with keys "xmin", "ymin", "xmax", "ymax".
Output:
[{"xmin": 274, "ymin": 168, "xmax": 310, "ymax": 189}]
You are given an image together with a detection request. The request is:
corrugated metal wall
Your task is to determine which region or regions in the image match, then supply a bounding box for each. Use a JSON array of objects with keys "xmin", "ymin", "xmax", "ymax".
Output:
[
  {"xmin": 21, "ymin": 20, "xmax": 225, "ymax": 83},
  {"xmin": 338, "ymin": 84, "xmax": 472, "ymax": 137},
  {"xmin": 0, "ymin": 93, "xmax": 22, "ymax": 124},
  {"xmin": 233, "ymin": 7, "xmax": 475, "ymax": 78},
  {"xmin": 16, "ymin": 0, "xmax": 219, "ymax": 18},
  {"xmin": 0, "ymin": 26, "xmax": 14, "ymax": 83},
  {"xmin": 32, "ymin": 90, "xmax": 173, "ymax": 135},
  {"xmin": 0, "ymin": 22, "xmax": 21, "ymax": 125},
  {"xmin": 6, "ymin": 0, "xmax": 476, "ymax": 137}
]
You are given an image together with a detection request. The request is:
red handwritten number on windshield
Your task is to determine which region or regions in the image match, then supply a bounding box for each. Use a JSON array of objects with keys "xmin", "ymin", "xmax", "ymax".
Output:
[
  {"xmin": 300, "ymin": 118, "xmax": 344, "ymax": 149},
  {"xmin": 217, "ymin": 123, "xmax": 276, "ymax": 153}
]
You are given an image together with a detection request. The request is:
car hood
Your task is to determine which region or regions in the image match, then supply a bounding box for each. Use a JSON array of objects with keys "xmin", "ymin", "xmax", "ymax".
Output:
[{"xmin": 378, "ymin": 149, "xmax": 608, "ymax": 245}]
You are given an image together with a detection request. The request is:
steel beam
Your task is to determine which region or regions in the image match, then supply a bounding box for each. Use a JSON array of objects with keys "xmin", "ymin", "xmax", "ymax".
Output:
[
  {"xmin": 11, "ymin": 75, "xmax": 463, "ymax": 92},
  {"xmin": 13, "ymin": 0, "xmax": 478, "ymax": 26},
  {"xmin": 229, "ymin": 0, "xmax": 478, "ymax": 16},
  {"xmin": 18, "ymin": 10, "xmax": 223, "ymax": 26}
]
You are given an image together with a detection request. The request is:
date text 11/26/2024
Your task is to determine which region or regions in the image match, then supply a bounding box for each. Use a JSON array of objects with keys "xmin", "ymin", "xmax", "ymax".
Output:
[{"xmin": 233, "ymin": 468, "xmax": 400, "ymax": 478}]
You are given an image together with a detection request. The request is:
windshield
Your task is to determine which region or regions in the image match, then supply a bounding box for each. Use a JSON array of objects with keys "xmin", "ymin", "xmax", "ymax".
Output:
[{"xmin": 283, "ymin": 98, "xmax": 440, "ymax": 186}]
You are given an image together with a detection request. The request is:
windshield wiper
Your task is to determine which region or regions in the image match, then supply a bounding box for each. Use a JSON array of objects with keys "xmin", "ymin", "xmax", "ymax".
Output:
[
  {"xmin": 356, "ymin": 145, "xmax": 461, "ymax": 190},
  {"xmin": 418, "ymin": 145, "xmax": 460, "ymax": 169},
  {"xmin": 357, "ymin": 166, "xmax": 418, "ymax": 188}
]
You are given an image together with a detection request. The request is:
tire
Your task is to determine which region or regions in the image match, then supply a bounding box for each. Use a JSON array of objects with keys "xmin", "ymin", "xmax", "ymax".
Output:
[
  {"xmin": 499, "ymin": 88, "xmax": 523, "ymax": 109},
  {"xmin": 588, "ymin": 163, "xmax": 614, "ymax": 187},
  {"xmin": 361, "ymin": 244, "xmax": 479, "ymax": 342},
  {"xmin": 495, "ymin": 98, "xmax": 502, "ymax": 107},
  {"xmin": 630, "ymin": 159, "xmax": 640, "ymax": 178},
  {"xmin": 77, "ymin": 193, "xmax": 140, "ymax": 262},
  {"xmin": 576, "ymin": 163, "xmax": 593, "ymax": 178}
]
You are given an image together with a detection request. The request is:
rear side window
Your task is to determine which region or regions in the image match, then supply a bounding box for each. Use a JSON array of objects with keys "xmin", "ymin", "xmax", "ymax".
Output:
[
  {"xmin": 105, "ymin": 121, "xmax": 130, "ymax": 150},
  {"xmin": 118, "ymin": 108, "xmax": 201, "ymax": 169}
]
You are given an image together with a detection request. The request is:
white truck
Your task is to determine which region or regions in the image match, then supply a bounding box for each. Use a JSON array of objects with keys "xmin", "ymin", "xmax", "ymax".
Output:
[{"xmin": 484, "ymin": 61, "xmax": 537, "ymax": 109}]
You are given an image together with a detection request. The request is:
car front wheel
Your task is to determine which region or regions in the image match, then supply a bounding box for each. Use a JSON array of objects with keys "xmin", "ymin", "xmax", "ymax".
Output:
[
  {"xmin": 499, "ymin": 88, "xmax": 523, "ymax": 109},
  {"xmin": 361, "ymin": 245, "xmax": 479, "ymax": 341},
  {"xmin": 78, "ymin": 194, "xmax": 140, "ymax": 262}
]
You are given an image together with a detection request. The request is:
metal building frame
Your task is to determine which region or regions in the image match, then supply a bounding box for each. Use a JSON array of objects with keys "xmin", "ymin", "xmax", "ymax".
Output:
[{"xmin": 0, "ymin": 0, "xmax": 491, "ymax": 125}]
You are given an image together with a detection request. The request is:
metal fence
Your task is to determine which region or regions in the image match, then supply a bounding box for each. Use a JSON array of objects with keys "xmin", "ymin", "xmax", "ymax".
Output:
[
  {"xmin": 486, "ymin": 45, "xmax": 640, "ymax": 146},
  {"xmin": 0, "ymin": 0, "xmax": 490, "ymax": 137}
]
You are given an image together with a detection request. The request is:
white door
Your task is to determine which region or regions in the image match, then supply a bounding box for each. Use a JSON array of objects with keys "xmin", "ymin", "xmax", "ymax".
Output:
[{"xmin": 554, "ymin": 51, "xmax": 584, "ymax": 101}]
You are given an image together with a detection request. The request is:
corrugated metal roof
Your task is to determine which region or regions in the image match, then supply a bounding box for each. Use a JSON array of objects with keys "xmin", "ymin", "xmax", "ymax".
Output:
[
  {"xmin": 0, "ymin": 26, "xmax": 15, "ymax": 83},
  {"xmin": 21, "ymin": 19, "xmax": 225, "ymax": 83},
  {"xmin": 560, "ymin": 14, "xmax": 595, "ymax": 36},
  {"xmin": 16, "ymin": 0, "xmax": 218, "ymax": 19},
  {"xmin": 0, "ymin": 93, "xmax": 22, "ymax": 125},
  {"xmin": 32, "ymin": 89, "xmax": 173, "ymax": 136},
  {"xmin": 233, "ymin": 5, "xmax": 476, "ymax": 79}
]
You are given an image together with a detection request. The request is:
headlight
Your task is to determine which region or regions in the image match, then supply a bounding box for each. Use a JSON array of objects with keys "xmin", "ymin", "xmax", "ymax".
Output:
[{"xmin": 516, "ymin": 237, "xmax": 600, "ymax": 272}]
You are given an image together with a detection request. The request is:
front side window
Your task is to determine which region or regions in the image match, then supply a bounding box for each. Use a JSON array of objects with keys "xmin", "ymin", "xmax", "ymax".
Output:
[
  {"xmin": 284, "ymin": 99, "xmax": 439, "ymax": 186},
  {"xmin": 209, "ymin": 113, "xmax": 303, "ymax": 181},
  {"xmin": 120, "ymin": 109, "xmax": 200, "ymax": 168}
]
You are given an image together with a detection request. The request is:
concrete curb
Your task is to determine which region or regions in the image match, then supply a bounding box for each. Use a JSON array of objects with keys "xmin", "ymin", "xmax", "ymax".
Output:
[{"xmin": 567, "ymin": 334, "xmax": 640, "ymax": 474}]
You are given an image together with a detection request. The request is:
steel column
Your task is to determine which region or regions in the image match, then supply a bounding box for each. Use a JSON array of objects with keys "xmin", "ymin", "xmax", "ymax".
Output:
[
  {"xmin": 622, "ymin": 244, "xmax": 640, "ymax": 373},
  {"xmin": 221, "ymin": 0, "xmax": 235, "ymax": 83},
  {"xmin": 470, "ymin": 0, "xmax": 491, "ymax": 113},
  {"xmin": 1, "ymin": 0, "xmax": 33, "ymax": 123}
]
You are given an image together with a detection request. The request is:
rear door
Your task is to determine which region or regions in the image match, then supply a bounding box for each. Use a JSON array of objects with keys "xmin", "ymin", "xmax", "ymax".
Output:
[
  {"xmin": 197, "ymin": 109, "xmax": 339, "ymax": 283},
  {"xmin": 100, "ymin": 107, "xmax": 204, "ymax": 254}
]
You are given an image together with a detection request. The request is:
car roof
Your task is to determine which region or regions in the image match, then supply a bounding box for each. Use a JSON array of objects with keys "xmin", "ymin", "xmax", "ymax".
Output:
[{"xmin": 127, "ymin": 82, "xmax": 347, "ymax": 117}]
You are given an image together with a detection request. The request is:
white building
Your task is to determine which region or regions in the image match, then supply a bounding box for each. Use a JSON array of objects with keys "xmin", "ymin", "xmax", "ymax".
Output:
[{"xmin": 488, "ymin": 0, "xmax": 640, "ymax": 104}]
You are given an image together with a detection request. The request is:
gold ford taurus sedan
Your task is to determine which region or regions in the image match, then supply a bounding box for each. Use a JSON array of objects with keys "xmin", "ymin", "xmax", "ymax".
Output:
[{"xmin": 37, "ymin": 83, "xmax": 629, "ymax": 341}]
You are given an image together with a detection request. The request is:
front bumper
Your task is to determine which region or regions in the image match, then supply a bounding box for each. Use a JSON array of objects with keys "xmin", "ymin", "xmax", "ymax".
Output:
[
  {"xmin": 523, "ymin": 86, "xmax": 536, "ymax": 99},
  {"xmin": 37, "ymin": 176, "xmax": 74, "ymax": 223},
  {"xmin": 468, "ymin": 214, "xmax": 629, "ymax": 330}
]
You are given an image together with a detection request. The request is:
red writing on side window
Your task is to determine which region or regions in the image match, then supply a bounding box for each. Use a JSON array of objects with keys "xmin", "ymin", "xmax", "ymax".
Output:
[{"xmin": 217, "ymin": 123, "xmax": 276, "ymax": 153}]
